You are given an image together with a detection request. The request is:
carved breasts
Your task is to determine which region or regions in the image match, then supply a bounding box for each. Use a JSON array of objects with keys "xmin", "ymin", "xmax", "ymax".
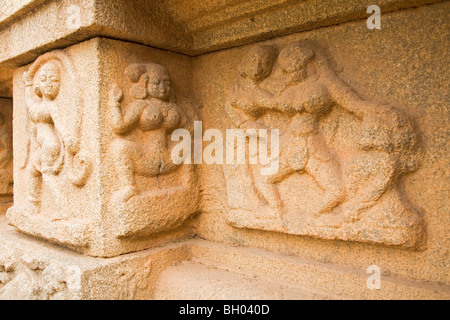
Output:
[{"xmin": 108, "ymin": 63, "xmax": 198, "ymax": 238}]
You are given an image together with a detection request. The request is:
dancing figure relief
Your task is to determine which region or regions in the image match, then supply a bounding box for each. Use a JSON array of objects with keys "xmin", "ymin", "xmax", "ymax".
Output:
[
  {"xmin": 225, "ymin": 41, "xmax": 423, "ymax": 247},
  {"xmin": 22, "ymin": 51, "xmax": 91, "ymax": 214}
]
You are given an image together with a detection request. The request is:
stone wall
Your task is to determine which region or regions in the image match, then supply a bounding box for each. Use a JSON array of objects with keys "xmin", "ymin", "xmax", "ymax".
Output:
[
  {"xmin": 193, "ymin": 2, "xmax": 449, "ymax": 285},
  {"xmin": 0, "ymin": 0, "xmax": 448, "ymax": 299}
]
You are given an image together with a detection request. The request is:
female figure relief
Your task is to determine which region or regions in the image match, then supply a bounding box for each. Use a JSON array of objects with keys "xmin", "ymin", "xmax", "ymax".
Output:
[
  {"xmin": 109, "ymin": 63, "xmax": 183, "ymax": 204},
  {"xmin": 24, "ymin": 59, "xmax": 80, "ymax": 212}
]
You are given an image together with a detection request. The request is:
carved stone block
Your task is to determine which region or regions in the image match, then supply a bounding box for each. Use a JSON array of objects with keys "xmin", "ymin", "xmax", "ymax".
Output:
[
  {"xmin": 7, "ymin": 38, "xmax": 199, "ymax": 257},
  {"xmin": 0, "ymin": 216, "xmax": 190, "ymax": 299},
  {"xmin": 222, "ymin": 41, "xmax": 424, "ymax": 249}
]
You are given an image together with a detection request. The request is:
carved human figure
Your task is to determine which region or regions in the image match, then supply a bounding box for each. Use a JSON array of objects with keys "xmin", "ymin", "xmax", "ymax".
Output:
[
  {"xmin": 227, "ymin": 43, "xmax": 349, "ymax": 217},
  {"xmin": 24, "ymin": 60, "xmax": 80, "ymax": 212},
  {"xmin": 226, "ymin": 45, "xmax": 277, "ymax": 131},
  {"xmin": 109, "ymin": 63, "xmax": 183, "ymax": 203},
  {"xmin": 269, "ymin": 42, "xmax": 420, "ymax": 221},
  {"xmin": 270, "ymin": 43, "xmax": 347, "ymax": 215},
  {"xmin": 228, "ymin": 41, "xmax": 419, "ymax": 221},
  {"xmin": 236, "ymin": 43, "xmax": 345, "ymax": 216},
  {"xmin": 269, "ymin": 42, "xmax": 420, "ymax": 223},
  {"xmin": 225, "ymin": 41, "xmax": 422, "ymax": 246},
  {"xmin": 225, "ymin": 45, "xmax": 285, "ymax": 218}
]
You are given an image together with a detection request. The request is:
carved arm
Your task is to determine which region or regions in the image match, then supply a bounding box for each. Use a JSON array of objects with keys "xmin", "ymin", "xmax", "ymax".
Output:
[{"xmin": 109, "ymin": 85, "xmax": 144, "ymax": 135}]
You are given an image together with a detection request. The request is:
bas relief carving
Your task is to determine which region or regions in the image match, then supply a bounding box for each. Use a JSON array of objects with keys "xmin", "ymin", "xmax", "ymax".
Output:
[
  {"xmin": 23, "ymin": 52, "xmax": 91, "ymax": 211},
  {"xmin": 224, "ymin": 41, "xmax": 424, "ymax": 248},
  {"xmin": 0, "ymin": 248, "xmax": 79, "ymax": 300},
  {"xmin": 7, "ymin": 51, "xmax": 92, "ymax": 245},
  {"xmin": 109, "ymin": 63, "xmax": 198, "ymax": 238}
]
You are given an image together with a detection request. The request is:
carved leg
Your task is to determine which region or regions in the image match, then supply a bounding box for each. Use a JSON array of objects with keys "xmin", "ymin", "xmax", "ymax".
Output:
[
  {"xmin": 307, "ymin": 157, "xmax": 345, "ymax": 216},
  {"xmin": 26, "ymin": 163, "xmax": 42, "ymax": 214},
  {"xmin": 266, "ymin": 156, "xmax": 297, "ymax": 184},
  {"xmin": 111, "ymin": 139, "xmax": 138, "ymax": 203},
  {"xmin": 342, "ymin": 152, "xmax": 394, "ymax": 222},
  {"xmin": 251, "ymin": 164, "xmax": 287, "ymax": 219}
]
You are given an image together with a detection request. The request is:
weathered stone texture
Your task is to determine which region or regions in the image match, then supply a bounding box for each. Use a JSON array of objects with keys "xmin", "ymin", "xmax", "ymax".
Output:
[
  {"xmin": 0, "ymin": 0, "xmax": 448, "ymax": 300},
  {"xmin": 7, "ymin": 38, "xmax": 199, "ymax": 257},
  {"xmin": 2, "ymin": 218, "xmax": 448, "ymax": 299},
  {"xmin": 193, "ymin": 2, "xmax": 450, "ymax": 285},
  {"xmin": 0, "ymin": 216, "xmax": 191, "ymax": 299},
  {"xmin": 0, "ymin": 0, "xmax": 446, "ymax": 67}
]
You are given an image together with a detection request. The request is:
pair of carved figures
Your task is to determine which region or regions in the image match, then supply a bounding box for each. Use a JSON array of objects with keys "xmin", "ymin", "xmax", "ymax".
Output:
[
  {"xmin": 22, "ymin": 56, "xmax": 185, "ymax": 211},
  {"xmin": 18, "ymin": 50, "xmax": 196, "ymax": 240},
  {"xmin": 226, "ymin": 41, "xmax": 420, "ymax": 230}
]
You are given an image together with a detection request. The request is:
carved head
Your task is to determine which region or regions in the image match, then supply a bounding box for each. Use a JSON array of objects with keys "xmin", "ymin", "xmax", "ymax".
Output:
[
  {"xmin": 34, "ymin": 61, "xmax": 61, "ymax": 100},
  {"xmin": 278, "ymin": 42, "xmax": 314, "ymax": 81},
  {"xmin": 147, "ymin": 64, "xmax": 171, "ymax": 101},
  {"xmin": 238, "ymin": 45, "xmax": 277, "ymax": 83}
]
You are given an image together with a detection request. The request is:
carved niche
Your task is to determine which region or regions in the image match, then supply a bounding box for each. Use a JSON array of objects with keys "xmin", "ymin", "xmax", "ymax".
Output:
[
  {"xmin": 223, "ymin": 41, "xmax": 424, "ymax": 248},
  {"xmin": 108, "ymin": 63, "xmax": 198, "ymax": 238},
  {"xmin": 7, "ymin": 50, "xmax": 92, "ymax": 244}
]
